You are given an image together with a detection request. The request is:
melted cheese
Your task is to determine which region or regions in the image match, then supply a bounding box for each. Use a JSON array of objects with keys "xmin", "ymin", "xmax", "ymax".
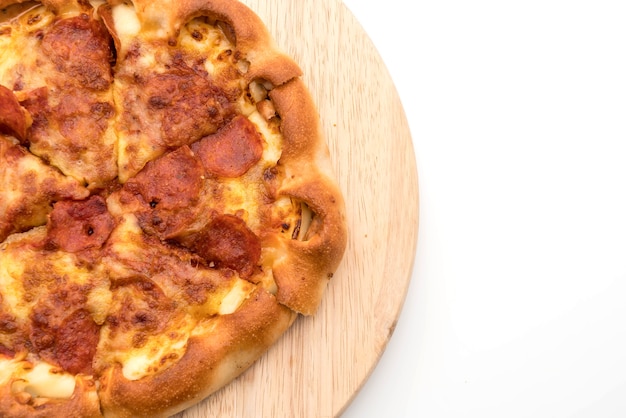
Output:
[
  {"xmin": 121, "ymin": 335, "xmax": 188, "ymax": 381},
  {"xmin": 0, "ymin": 358, "xmax": 17, "ymax": 385},
  {"xmin": 99, "ymin": 215, "xmax": 255, "ymax": 380},
  {"xmin": 218, "ymin": 279, "xmax": 254, "ymax": 315},
  {"xmin": 179, "ymin": 19, "xmax": 232, "ymax": 76},
  {"xmin": 0, "ymin": 282, "xmax": 28, "ymax": 324},
  {"xmin": 112, "ymin": 3, "xmax": 140, "ymax": 42},
  {"xmin": 249, "ymin": 110, "xmax": 283, "ymax": 166},
  {"xmin": 87, "ymin": 285, "xmax": 113, "ymax": 325},
  {"xmin": 20, "ymin": 362, "xmax": 76, "ymax": 398},
  {"xmin": 0, "ymin": 137, "xmax": 90, "ymax": 240},
  {"xmin": 0, "ymin": 229, "xmax": 111, "ymax": 324},
  {"xmin": 0, "ymin": 4, "xmax": 118, "ymax": 188},
  {"xmin": 100, "ymin": 214, "xmax": 146, "ymax": 277},
  {"xmin": 0, "ymin": 7, "xmax": 53, "ymax": 88},
  {"xmin": 0, "ymin": 358, "xmax": 76, "ymax": 399},
  {"xmin": 212, "ymin": 111, "xmax": 282, "ymax": 230},
  {"xmin": 0, "ymin": 233, "xmax": 38, "ymax": 322}
]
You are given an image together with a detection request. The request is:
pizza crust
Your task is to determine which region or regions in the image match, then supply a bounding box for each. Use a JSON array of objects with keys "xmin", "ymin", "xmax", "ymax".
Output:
[
  {"xmin": 98, "ymin": 288, "xmax": 296, "ymax": 418},
  {"xmin": 267, "ymin": 78, "xmax": 348, "ymax": 315},
  {"xmin": 171, "ymin": 0, "xmax": 303, "ymax": 85}
]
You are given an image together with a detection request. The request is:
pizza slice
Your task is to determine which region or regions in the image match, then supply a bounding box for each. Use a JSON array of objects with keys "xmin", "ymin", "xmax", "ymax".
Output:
[
  {"xmin": 93, "ymin": 213, "xmax": 296, "ymax": 417},
  {"xmin": 0, "ymin": 224, "xmax": 110, "ymax": 418},
  {"xmin": 99, "ymin": 1, "xmax": 235, "ymax": 182},
  {"xmin": 0, "ymin": 133, "xmax": 89, "ymax": 242},
  {"xmin": 0, "ymin": 1, "xmax": 118, "ymax": 189}
]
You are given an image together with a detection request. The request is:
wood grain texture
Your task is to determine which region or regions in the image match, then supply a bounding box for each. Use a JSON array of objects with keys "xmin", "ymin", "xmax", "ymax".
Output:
[{"xmin": 176, "ymin": 0, "xmax": 419, "ymax": 417}]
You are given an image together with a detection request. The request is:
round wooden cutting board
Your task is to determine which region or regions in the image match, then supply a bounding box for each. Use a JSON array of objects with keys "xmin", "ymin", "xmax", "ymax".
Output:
[{"xmin": 177, "ymin": 1, "xmax": 419, "ymax": 417}]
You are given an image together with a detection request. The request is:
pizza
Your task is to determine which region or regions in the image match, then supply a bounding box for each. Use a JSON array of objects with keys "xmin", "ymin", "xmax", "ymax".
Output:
[{"xmin": 0, "ymin": 0, "xmax": 347, "ymax": 416}]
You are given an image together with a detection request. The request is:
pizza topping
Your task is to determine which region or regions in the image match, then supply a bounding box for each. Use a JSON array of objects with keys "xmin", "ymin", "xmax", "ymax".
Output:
[
  {"xmin": 40, "ymin": 14, "xmax": 114, "ymax": 91},
  {"xmin": 105, "ymin": 279, "xmax": 175, "ymax": 341},
  {"xmin": 16, "ymin": 86, "xmax": 47, "ymax": 139},
  {"xmin": 22, "ymin": 84, "xmax": 118, "ymax": 187},
  {"xmin": 54, "ymin": 309, "xmax": 100, "ymax": 375},
  {"xmin": 148, "ymin": 62, "xmax": 235, "ymax": 146},
  {"xmin": 0, "ymin": 85, "xmax": 30, "ymax": 141},
  {"xmin": 117, "ymin": 145, "xmax": 204, "ymax": 239},
  {"xmin": 1, "ymin": 359, "xmax": 77, "ymax": 399},
  {"xmin": 112, "ymin": 6, "xmax": 245, "ymax": 181},
  {"xmin": 218, "ymin": 278, "xmax": 255, "ymax": 315},
  {"xmin": 30, "ymin": 287, "xmax": 101, "ymax": 375},
  {"xmin": 190, "ymin": 214, "xmax": 261, "ymax": 279},
  {"xmin": 0, "ymin": 344, "xmax": 14, "ymax": 358},
  {"xmin": 45, "ymin": 195, "xmax": 115, "ymax": 253},
  {"xmin": 0, "ymin": 134, "xmax": 90, "ymax": 242},
  {"xmin": 109, "ymin": 2, "xmax": 140, "ymax": 42},
  {"xmin": 54, "ymin": 91, "xmax": 115, "ymax": 151},
  {"xmin": 1, "ymin": 8, "xmax": 120, "ymax": 189},
  {"xmin": 192, "ymin": 115, "xmax": 264, "ymax": 178},
  {"xmin": 96, "ymin": 278, "xmax": 191, "ymax": 381},
  {"xmin": 115, "ymin": 62, "xmax": 236, "ymax": 181}
]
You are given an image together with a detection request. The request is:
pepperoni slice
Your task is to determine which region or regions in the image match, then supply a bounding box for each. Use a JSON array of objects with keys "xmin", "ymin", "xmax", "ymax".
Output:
[
  {"xmin": 46, "ymin": 195, "xmax": 115, "ymax": 253},
  {"xmin": 0, "ymin": 344, "xmax": 15, "ymax": 358},
  {"xmin": 0, "ymin": 85, "xmax": 30, "ymax": 142},
  {"xmin": 190, "ymin": 214, "xmax": 261, "ymax": 278},
  {"xmin": 41, "ymin": 14, "xmax": 114, "ymax": 91},
  {"xmin": 55, "ymin": 309, "xmax": 100, "ymax": 375},
  {"xmin": 120, "ymin": 145, "xmax": 204, "ymax": 239},
  {"xmin": 30, "ymin": 286, "xmax": 101, "ymax": 375},
  {"xmin": 30, "ymin": 308, "xmax": 99, "ymax": 375},
  {"xmin": 18, "ymin": 87, "xmax": 48, "ymax": 137},
  {"xmin": 143, "ymin": 63, "xmax": 235, "ymax": 147},
  {"xmin": 191, "ymin": 115, "xmax": 264, "ymax": 178}
]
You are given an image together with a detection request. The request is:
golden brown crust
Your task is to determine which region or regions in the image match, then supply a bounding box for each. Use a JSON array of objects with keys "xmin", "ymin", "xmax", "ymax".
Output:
[
  {"xmin": 171, "ymin": 0, "xmax": 303, "ymax": 85},
  {"xmin": 121, "ymin": 0, "xmax": 301, "ymax": 86},
  {"xmin": 98, "ymin": 288, "xmax": 296, "ymax": 418},
  {"xmin": 268, "ymin": 78, "xmax": 348, "ymax": 314}
]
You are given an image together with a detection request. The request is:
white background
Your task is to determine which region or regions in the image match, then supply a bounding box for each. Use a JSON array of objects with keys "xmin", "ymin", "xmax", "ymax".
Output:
[{"xmin": 341, "ymin": 1, "xmax": 626, "ymax": 417}]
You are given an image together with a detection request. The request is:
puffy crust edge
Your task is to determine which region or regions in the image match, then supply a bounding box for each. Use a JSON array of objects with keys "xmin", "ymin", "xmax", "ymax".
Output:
[
  {"xmin": 97, "ymin": 288, "xmax": 297, "ymax": 418},
  {"xmin": 271, "ymin": 179, "xmax": 347, "ymax": 315},
  {"xmin": 127, "ymin": 0, "xmax": 302, "ymax": 86},
  {"xmin": 268, "ymin": 78, "xmax": 348, "ymax": 315}
]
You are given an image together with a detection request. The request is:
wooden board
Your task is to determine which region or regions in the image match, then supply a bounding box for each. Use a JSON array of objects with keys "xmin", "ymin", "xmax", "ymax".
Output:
[{"xmin": 176, "ymin": 1, "xmax": 419, "ymax": 417}]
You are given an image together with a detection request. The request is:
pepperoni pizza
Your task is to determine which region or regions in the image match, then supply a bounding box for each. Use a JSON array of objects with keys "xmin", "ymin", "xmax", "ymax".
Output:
[{"xmin": 0, "ymin": 0, "xmax": 347, "ymax": 416}]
